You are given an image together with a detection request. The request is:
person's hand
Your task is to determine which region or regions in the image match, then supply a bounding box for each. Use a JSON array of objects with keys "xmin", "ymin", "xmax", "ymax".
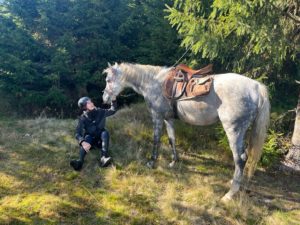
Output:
[{"xmin": 81, "ymin": 141, "xmax": 91, "ymax": 152}]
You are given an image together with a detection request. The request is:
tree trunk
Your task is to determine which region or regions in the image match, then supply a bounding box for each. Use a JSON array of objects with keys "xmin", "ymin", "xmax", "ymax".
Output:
[
  {"xmin": 292, "ymin": 89, "xmax": 300, "ymax": 145},
  {"xmin": 281, "ymin": 85, "xmax": 300, "ymax": 172}
]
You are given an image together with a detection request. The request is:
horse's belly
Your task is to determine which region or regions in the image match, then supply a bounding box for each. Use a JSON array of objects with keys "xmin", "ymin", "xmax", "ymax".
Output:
[{"xmin": 176, "ymin": 100, "xmax": 219, "ymax": 126}]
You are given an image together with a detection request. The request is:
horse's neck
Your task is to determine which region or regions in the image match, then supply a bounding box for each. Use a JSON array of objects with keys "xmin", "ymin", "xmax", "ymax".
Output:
[{"xmin": 121, "ymin": 64, "xmax": 164, "ymax": 95}]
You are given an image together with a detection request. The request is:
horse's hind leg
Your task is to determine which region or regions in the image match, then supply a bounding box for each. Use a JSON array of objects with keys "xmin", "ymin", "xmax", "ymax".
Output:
[
  {"xmin": 164, "ymin": 119, "xmax": 178, "ymax": 167},
  {"xmin": 221, "ymin": 125, "xmax": 249, "ymax": 202}
]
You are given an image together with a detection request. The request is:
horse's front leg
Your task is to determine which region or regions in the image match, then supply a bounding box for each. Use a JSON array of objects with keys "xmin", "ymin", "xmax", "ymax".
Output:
[
  {"xmin": 164, "ymin": 119, "xmax": 178, "ymax": 167},
  {"xmin": 146, "ymin": 115, "xmax": 163, "ymax": 168}
]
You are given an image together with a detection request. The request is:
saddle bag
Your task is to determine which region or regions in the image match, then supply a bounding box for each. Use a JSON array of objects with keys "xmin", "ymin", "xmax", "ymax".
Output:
[{"xmin": 185, "ymin": 77, "xmax": 213, "ymax": 97}]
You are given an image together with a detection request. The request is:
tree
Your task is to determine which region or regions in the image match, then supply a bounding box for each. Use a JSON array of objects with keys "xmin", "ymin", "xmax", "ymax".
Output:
[
  {"xmin": 0, "ymin": 0, "xmax": 182, "ymax": 116},
  {"xmin": 292, "ymin": 81, "xmax": 300, "ymax": 145},
  {"xmin": 166, "ymin": 0, "xmax": 299, "ymax": 73},
  {"xmin": 0, "ymin": 3, "xmax": 51, "ymax": 113},
  {"xmin": 282, "ymin": 80, "xmax": 300, "ymax": 172}
]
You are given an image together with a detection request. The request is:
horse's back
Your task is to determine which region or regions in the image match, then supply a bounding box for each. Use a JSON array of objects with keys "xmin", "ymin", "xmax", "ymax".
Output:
[{"xmin": 175, "ymin": 73, "xmax": 266, "ymax": 126}]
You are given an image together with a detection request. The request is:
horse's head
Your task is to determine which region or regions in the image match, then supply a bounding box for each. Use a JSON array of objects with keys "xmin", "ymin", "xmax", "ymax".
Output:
[{"xmin": 102, "ymin": 62, "xmax": 124, "ymax": 103}]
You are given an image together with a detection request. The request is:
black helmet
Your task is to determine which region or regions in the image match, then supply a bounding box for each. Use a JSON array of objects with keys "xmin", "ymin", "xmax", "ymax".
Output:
[{"xmin": 78, "ymin": 97, "xmax": 91, "ymax": 109}]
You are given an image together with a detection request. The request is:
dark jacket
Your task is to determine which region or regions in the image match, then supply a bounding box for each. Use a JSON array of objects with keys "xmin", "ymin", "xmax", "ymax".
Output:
[{"xmin": 75, "ymin": 101, "xmax": 117, "ymax": 145}]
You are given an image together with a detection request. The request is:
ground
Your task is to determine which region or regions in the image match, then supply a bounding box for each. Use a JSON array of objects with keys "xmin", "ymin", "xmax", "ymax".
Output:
[
  {"xmin": 281, "ymin": 145, "xmax": 300, "ymax": 172},
  {"xmin": 0, "ymin": 103, "xmax": 299, "ymax": 225}
]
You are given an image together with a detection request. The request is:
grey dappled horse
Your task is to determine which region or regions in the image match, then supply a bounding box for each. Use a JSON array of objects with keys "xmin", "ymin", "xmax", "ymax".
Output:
[{"xmin": 102, "ymin": 62, "xmax": 270, "ymax": 201}]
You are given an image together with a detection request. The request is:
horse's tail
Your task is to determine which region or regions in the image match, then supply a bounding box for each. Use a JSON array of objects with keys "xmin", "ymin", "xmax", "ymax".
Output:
[{"xmin": 245, "ymin": 83, "xmax": 270, "ymax": 180}]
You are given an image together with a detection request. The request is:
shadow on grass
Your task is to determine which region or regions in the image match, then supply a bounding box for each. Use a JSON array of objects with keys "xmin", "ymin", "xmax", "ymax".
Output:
[
  {"xmin": 171, "ymin": 202, "xmax": 234, "ymax": 225},
  {"xmin": 246, "ymin": 169, "xmax": 300, "ymax": 208}
]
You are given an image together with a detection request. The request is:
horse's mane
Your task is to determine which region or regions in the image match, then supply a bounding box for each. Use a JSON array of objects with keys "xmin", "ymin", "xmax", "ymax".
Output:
[{"xmin": 119, "ymin": 63, "xmax": 169, "ymax": 87}]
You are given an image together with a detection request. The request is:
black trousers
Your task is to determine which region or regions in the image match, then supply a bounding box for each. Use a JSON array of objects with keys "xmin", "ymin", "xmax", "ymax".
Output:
[{"xmin": 79, "ymin": 130, "xmax": 110, "ymax": 162}]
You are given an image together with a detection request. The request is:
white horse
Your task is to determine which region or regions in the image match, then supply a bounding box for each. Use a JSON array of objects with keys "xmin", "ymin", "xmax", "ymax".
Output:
[{"xmin": 102, "ymin": 62, "xmax": 270, "ymax": 201}]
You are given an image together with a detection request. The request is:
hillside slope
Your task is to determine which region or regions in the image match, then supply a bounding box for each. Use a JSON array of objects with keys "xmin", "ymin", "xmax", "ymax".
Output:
[{"xmin": 0, "ymin": 103, "xmax": 299, "ymax": 225}]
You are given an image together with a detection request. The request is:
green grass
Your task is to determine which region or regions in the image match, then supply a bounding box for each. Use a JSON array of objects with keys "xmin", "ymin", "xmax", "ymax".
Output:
[{"xmin": 0, "ymin": 103, "xmax": 299, "ymax": 225}]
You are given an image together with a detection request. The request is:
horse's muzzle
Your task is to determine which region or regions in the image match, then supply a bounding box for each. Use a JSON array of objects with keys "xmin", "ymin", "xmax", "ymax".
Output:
[{"xmin": 102, "ymin": 90, "xmax": 112, "ymax": 104}]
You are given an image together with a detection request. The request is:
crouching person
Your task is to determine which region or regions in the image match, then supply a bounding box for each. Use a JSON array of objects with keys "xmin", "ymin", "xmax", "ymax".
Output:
[{"xmin": 70, "ymin": 96, "xmax": 117, "ymax": 171}]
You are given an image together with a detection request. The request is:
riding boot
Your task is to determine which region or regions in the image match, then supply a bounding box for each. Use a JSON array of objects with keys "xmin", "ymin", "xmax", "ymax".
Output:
[
  {"xmin": 100, "ymin": 130, "xmax": 110, "ymax": 157},
  {"xmin": 79, "ymin": 147, "xmax": 86, "ymax": 162},
  {"xmin": 70, "ymin": 147, "xmax": 86, "ymax": 171},
  {"xmin": 99, "ymin": 130, "xmax": 112, "ymax": 167}
]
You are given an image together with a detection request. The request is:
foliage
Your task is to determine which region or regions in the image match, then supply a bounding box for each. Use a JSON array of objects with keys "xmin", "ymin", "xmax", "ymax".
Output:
[
  {"xmin": 215, "ymin": 124, "xmax": 231, "ymax": 153},
  {"xmin": 260, "ymin": 130, "xmax": 287, "ymax": 167},
  {"xmin": 0, "ymin": 0, "xmax": 182, "ymax": 116},
  {"xmin": 216, "ymin": 124, "xmax": 289, "ymax": 168},
  {"xmin": 0, "ymin": 0, "xmax": 299, "ymax": 116},
  {"xmin": 166, "ymin": 0, "xmax": 299, "ymax": 71}
]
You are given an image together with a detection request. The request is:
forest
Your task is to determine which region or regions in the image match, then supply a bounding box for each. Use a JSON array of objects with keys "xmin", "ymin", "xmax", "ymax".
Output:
[
  {"xmin": 0, "ymin": 0, "xmax": 298, "ymax": 117},
  {"xmin": 0, "ymin": 0, "xmax": 184, "ymax": 116}
]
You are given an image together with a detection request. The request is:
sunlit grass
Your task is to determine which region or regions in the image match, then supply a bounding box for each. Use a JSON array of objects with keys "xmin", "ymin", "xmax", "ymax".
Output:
[
  {"xmin": 0, "ymin": 193, "xmax": 77, "ymax": 223},
  {"xmin": 0, "ymin": 103, "xmax": 299, "ymax": 224},
  {"xmin": 264, "ymin": 209, "xmax": 300, "ymax": 225}
]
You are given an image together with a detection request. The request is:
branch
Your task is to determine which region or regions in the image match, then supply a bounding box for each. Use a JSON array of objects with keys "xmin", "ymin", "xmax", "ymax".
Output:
[
  {"xmin": 286, "ymin": 11, "xmax": 300, "ymax": 23},
  {"xmin": 273, "ymin": 109, "xmax": 296, "ymax": 126},
  {"xmin": 270, "ymin": 2, "xmax": 300, "ymax": 24}
]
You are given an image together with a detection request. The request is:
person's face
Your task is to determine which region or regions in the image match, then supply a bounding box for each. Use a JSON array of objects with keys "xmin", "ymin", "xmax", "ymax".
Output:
[{"xmin": 85, "ymin": 100, "xmax": 95, "ymax": 111}]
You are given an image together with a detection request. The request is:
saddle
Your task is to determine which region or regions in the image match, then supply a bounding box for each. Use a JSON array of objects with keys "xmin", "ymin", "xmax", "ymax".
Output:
[
  {"xmin": 163, "ymin": 64, "xmax": 213, "ymax": 100},
  {"xmin": 177, "ymin": 64, "xmax": 213, "ymax": 79}
]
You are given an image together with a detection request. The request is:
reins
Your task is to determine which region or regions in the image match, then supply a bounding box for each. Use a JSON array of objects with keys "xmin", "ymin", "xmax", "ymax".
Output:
[{"xmin": 171, "ymin": 43, "xmax": 193, "ymax": 67}]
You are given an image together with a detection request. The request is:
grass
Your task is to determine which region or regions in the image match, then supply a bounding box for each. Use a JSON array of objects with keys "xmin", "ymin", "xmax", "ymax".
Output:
[{"xmin": 0, "ymin": 103, "xmax": 299, "ymax": 225}]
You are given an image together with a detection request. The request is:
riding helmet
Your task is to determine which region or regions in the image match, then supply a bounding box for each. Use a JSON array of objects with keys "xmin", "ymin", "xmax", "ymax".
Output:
[{"xmin": 78, "ymin": 96, "xmax": 91, "ymax": 109}]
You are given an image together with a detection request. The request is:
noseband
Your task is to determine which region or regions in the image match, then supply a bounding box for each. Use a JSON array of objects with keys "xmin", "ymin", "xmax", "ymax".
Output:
[{"xmin": 104, "ymin": 76, "xmax": 117, "ymax": 98}]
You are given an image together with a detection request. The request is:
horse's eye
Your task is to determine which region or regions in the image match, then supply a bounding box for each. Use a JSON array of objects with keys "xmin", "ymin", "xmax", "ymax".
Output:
[{"xmin": 106, "ymin": 79, "xmax": 111, "ymax": 83}]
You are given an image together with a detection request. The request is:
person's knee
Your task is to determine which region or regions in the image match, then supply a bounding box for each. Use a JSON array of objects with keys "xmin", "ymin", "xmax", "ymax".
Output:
[{"xmin": 84, "ymin": 135, "xmax": 93, "ymax": 144}]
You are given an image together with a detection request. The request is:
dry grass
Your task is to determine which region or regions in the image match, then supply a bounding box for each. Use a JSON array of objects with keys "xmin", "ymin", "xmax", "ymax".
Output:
[{"xmin": 0, "ymin": 103, "xmax": 299, "ymax": 225}]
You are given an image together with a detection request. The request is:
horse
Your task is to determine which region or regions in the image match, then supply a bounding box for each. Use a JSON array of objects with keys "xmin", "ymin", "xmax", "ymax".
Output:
[{"xmin": 102, "ymin": 62, "xmax": 270, "ymax": 201}]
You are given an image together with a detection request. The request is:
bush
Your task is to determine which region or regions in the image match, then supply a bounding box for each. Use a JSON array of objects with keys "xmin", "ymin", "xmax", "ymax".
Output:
[
  {"xmin": 215, "ymin": 124, "xmax": 289, "ymax": 168},
  {"xmin": 260, "ymin": 130, "xmax": 288, "ymax": 167},
  {"xmin": 215, "ymin": 125, "xmax": 231, "ymax": 153}
]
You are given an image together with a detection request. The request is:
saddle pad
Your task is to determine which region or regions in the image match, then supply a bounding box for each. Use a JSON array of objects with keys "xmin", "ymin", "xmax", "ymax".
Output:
[{"xmin": 186, "ymin": 76, "xmax": 213, "ymax": 98}]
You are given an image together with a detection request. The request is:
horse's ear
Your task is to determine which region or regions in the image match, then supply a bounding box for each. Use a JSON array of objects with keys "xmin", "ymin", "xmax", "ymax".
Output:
[
  {"xmin": 111, "ymin": 62, "xmax": 121, "ymax": 75},
  {"xmin": 102, "ymin": 69, "xmax": 108, "ymax": 74},
  {"xmin": 108, "ymin": 62, "xmax": 112, "ymax": 68}
]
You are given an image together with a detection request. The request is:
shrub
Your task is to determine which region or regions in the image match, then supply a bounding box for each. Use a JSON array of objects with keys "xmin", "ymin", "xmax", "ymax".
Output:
[{"xmin": 260, "ymin": 130, "xmax": 288, "ymax": 167}]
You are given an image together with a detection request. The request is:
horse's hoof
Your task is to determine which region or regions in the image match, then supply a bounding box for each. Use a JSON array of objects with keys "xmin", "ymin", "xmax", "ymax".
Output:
[
  {"xmin": 146, "ymin": 160, "xmax": 155, "ymax": 169},
  {"xmin": 169, "ymin": 160, "xmax": 176, "ymax": 168},
  {"xmin": 221, "ymin": 193, "xmax": 233, "ymax": 203}
]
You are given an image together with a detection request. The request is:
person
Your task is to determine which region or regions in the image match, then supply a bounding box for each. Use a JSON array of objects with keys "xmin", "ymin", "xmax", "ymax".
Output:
[{"xmin": 70, "ymin": 96, "xmax": 117, "ymax": 171}]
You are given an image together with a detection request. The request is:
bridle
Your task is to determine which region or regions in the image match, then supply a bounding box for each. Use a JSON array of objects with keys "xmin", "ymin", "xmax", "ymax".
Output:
[{"xmin": 103, "ymin": 74, "xmax": 117, "ymax": 98}]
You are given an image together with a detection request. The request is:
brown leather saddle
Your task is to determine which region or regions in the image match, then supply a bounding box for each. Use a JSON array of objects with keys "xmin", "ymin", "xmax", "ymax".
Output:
[{"xmin": 163, "ymin": 64, "xmax": 213, "ymax": 100}]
